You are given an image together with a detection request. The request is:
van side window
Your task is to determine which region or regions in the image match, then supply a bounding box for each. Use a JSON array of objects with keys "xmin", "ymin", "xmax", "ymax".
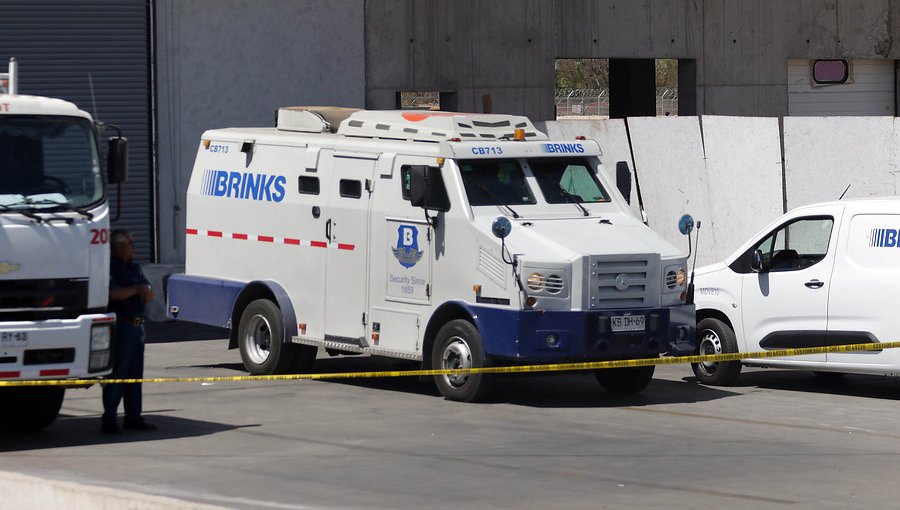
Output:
[
  {"xmin": 298, "ymin": 176, "xmax": 319, "ymax": 195},
  {"xmin": 730, "ymin": 216, "xmax": 834, "ymax": 273},
  {"xmin": 339, "ymin": 179, "xmax": 362, "ymax": 199}
]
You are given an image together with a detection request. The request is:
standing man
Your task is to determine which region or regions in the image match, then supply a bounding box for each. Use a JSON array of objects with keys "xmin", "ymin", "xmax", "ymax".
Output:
[{"xmin": 101, "ymin": 229, "xmax": 157, "ymax": 434}]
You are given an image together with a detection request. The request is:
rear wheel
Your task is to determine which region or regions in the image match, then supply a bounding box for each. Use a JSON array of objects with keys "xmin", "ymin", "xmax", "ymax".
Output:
[
  {"xmin": 0, "ymin": 387, "xmax": 65, "ymax": 433},
  {"xmin": 431, "ymin": 319, "xmax": 492, "ymax": 402},
  {"xmin": 238, "ymin": 299, "xmax": 299, "ymax": 375},
  {"xmin": 691, "ymin": 318, "xmax": 742, "ymax": 386},
  {"xmin": 596, "ymin": 364, "xmax": 655, "ymax": 394}
]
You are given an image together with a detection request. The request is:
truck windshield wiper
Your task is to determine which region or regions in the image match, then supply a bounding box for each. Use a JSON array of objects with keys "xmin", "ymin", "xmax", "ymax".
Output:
[
  {"xmin": 0, "ymin": 203, "xmax": 43, "ymax": 222},
  {"xmin": 461, "ymin": 174, "xmax": 521, "ymax": 218},
  {"xmin": 25, "ymin": 199, "xmax": 94, "ymax": 220}
]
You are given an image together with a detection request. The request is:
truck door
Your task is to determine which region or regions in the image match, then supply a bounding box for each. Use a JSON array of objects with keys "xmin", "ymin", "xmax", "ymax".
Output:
[
  {"xmin": 321, "ymin": 151, "xmax": 376, "ymax": 345},
  {"xmin": 740, "ymin": 207, "xmax": 840, "ymax": 364}
]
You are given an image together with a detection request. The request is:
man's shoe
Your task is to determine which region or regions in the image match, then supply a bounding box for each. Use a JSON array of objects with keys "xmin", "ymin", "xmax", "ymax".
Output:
[
  {"xmin": 101, "ymin": 420, "xmax": 122, "ymax": 435},
  {"xmin": 123, "ymin": 418, "xmax": 157, "ymax": 431}
]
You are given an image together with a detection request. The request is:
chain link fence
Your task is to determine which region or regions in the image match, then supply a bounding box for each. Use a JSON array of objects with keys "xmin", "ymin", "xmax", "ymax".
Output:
[{"xmin": 555, "ymin": 88, "xmax": 678, "ymax": 118}]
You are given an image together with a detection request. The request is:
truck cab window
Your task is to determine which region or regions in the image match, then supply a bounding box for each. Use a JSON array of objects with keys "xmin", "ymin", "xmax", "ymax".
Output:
[
  {"xmin": 339, "ymin": 179, "xmax": 361, "ymax": 199},
  {"xmin": 458, "ymin": 159, "xmax": 535, "ymax": 206},
  {"xmin": 298, "ymin": 176, "xmax": 319, "ymax": 195},
  {"xmin": 529, "ymin": 158, "xmax": 609, "ymax": 204}
]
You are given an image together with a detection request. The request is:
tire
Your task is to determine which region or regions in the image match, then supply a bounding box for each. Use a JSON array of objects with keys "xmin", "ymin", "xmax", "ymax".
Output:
[
  {"xmin": 431, "ymin": 319, "xmax": 492, "ymax": 402},
  {"xmin": 0, "ymin": 387, "xmax": 65, "ymax": 433},
  {"xmin": 691, "ymin": 318, "xmax": 742, "ymax": 386},
  {"xmin": 238, "ymin": 299, "xmax": 298, "ymax": 375},
  {"xmin": 596, "ymin": 364, "xmax": 655, "ymax": 394}
]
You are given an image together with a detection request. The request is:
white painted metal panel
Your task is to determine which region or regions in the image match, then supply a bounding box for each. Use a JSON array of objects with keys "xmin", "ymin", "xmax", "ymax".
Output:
[
  {"xmin": 700, "ymin": 116, "xmax": 784, "ymax": 262},
  {"xmin": 788, "ymin": 59, "xmax": 894, "ymax": 116},
  {"xmin": 783, "ymin": 117, "xmax": 896, "ymax": 210},
  {"xmin": 627, "ymin": 117, "xmax": 714, "ymax": 264}
]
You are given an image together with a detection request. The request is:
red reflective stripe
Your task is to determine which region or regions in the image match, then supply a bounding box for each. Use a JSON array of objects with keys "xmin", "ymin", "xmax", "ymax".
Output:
[
  {"xmin": 208, "ymin": 231, "xmax": 223, "ymax": 238},
  {"xmin": 0, "ymin": 371, "xmax": 20, "ymax": 379},
  {"xmin": 337, "ymin": 243, "xmax": 355, "ymax": 251},
  {"xmin": 232, "ymin": 233, "xmax": 248, "ymax": 240},
  {"xmin": 40, "ymin": 369, "xmax": 69, "ymax": 377},
  {"xmin": 310, "ymin": 240, "xmax": 327, "ymax": 248},
  {"xmin": 258, "ymin": 235, "xmax": 274, "ymax": 243},
  {"xmin": 284, "ymin": 238, "xmax": 301, "ymax": 245},
  {"xmin": 186, "ymin": 228, "xmax": 198, "ymax": 235}
]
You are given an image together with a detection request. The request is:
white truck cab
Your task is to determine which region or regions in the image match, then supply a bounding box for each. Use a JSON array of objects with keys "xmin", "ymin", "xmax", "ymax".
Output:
[
  {"xmin": 168, "ymin": 107, "xmax": 696, "ymax": 401},
  {"xmin": 0, "ymin": 58, "xmax": 128, "ymax": 431},
  {"xmin": 692, "ymin": 197, "xmax": 900, "ymax": 385}
]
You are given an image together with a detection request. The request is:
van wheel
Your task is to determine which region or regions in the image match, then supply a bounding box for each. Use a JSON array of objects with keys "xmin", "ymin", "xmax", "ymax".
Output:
[
  {"xmin": 431, "ymin": 319, "xmax": 492, "ymax": 402},
  {"xmin": 595, "ymin": 364, "xmax": 655, "ymax": 394},
  {"xmin": 238, "ymin": 299, "xmax": 297, "ymax": 375},
  {"xmin": 0, "ymin": 387, "xmax": 65, "ymax": 433},
  {"xmin": 692, "ymin": 318, "xmax": 742, "ymax": 386}
]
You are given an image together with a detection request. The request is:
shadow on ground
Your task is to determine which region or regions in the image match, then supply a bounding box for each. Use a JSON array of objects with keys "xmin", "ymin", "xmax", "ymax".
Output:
[
  {"xmin": 693, "ymin": 368, "xmax": 900, "ymax": 401},
  {"xmin": 144, "ymin": 322, "xmax": 228, "ymax": 344},
  {"xmin": 0, "ymin": 414, "xmax": 257, "ymax": 452}
]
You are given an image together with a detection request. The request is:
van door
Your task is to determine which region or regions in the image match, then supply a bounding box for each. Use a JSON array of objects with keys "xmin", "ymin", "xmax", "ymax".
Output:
[
  {"xmin": 321, "ymin": 150, "xmax": 377, "ymax": 345},
  {"xmin": 740, "ymin": 206, "xmax": 841, "ymax": 364}
]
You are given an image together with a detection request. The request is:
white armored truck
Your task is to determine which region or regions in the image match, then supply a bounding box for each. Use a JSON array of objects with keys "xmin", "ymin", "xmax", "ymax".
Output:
[
  {"xmin": 168, "ymin": 107, "xmax": 695, "ymax": 401},
  {"xmin": 0, "ymin": 58, "xmax": 127, "ymax": 431}
]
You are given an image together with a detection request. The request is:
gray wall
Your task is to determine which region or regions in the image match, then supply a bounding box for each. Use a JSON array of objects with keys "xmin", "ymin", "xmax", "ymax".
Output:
[
  {"xmin": 365, "ymin": 0, "xmax": 896, "ymax": 120},
  {"xmin": 154, "ymin": 0, "xmax": 365, "ymax": 263}
]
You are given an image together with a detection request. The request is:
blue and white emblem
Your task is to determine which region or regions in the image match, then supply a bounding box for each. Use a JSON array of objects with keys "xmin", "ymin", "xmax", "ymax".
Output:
[{"xmin": 392, "ymin": 225, "xmax": 424, "ymax": 268}]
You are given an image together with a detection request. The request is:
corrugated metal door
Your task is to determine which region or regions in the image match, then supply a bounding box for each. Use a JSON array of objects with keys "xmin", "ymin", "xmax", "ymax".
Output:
[{"xmin": 0, "ymin": 0, "xmax": 153, "ymax": 261}]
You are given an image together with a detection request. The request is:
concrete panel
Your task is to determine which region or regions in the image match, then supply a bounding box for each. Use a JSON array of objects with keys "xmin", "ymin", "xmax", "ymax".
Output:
[
  {"xmin": 155, "ymin": 0, "xmax": 365, "ymax": 263},
  {"xmin": 837, "ymin": 1, "xmax": 891, "ymax": 57},
  {"xmin": 627, "ymin": 117, "xmax": 713, "ymax": 263},
  {"xmin": 783, "ymin": 116, "xmax": 896, "ymax": 210},
  {"xmin": 700, "ymin": 116, "xmax": 785, "ymax": 261}
]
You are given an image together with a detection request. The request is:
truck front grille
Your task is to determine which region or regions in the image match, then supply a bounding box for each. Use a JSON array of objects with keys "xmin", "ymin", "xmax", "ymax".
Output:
[
  {"xmin": 587, "ymin": 255, "xmax": 659, "ymax": 309},
  {"xmin": 0, "ymin": 278, "xmax": 88, "ymax": 319}
]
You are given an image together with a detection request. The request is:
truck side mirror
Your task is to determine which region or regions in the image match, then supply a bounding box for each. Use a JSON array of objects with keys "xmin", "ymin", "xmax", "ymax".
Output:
[
  {"xmin": 615, "ymin": 161, "xmax": 632, "ymax": 205},
  {"xmin": 107, "ymin": 136, "xmax": 128, "ymax": 184},
  {"xmin": 409, "ymin": 165, "xmax": 450, "ymax": 212},
  {"xmin": 751, "ymin": 249, "xmax": 767, "ymax": 273}
]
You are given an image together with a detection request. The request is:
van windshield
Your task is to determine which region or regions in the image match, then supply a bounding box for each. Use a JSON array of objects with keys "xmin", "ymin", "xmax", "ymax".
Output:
[
  {"xmin": 458, "ymin": 159, "xmax": 536, "ymax": 206},
  {"xmin": 529, "ymin": 158, "xmax": 609, "ymax": 204},
  {"xmin": 0, "ymin": 115, "xmax": 103, "ymax": 210}
]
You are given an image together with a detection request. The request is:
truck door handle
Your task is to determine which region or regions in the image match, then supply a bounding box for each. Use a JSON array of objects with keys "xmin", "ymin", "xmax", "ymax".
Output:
[
  {"xmin": 805, "ymin": 279, "xmax": 824, "ymax": 289},
  {"xmin": 325, "ymin": 219, "xmax": 332, "ymax": 242}
]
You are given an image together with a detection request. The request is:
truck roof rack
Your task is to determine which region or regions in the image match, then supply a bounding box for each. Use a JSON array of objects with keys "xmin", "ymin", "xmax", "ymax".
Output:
[{"xmin": 276, "ymin": 107, "xmax": 548, "ymax": 142}]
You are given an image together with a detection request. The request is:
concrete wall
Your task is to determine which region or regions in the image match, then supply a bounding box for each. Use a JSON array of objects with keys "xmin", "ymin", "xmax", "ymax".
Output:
[
  {"xmin": 365, "ymin": 0, "xmax": 897, "ymax": 121},
  {"xmin": 154, "ymin": 0, "xmax": 366, "ymax": 264}
]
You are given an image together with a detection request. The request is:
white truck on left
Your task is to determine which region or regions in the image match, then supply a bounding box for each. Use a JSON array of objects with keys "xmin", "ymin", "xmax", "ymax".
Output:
[{"xmin": 0, "ymin": 58, "xmax": 128, "ymax": 432}]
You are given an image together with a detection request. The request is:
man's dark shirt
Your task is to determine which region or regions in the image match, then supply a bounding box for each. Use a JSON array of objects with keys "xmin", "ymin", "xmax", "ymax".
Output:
[{"xmin": 109, "ymin": 256, "xmax": 149, "ymax": 316}]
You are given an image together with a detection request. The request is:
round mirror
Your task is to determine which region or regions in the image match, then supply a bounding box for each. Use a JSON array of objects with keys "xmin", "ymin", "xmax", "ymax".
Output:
[
  {"xmin": 678, "ymin": 214, "xmax": 695, "ymax": 236},
  {"xmin": 491, "ymin": 216, "xmax": 512, "ymax": 239}
]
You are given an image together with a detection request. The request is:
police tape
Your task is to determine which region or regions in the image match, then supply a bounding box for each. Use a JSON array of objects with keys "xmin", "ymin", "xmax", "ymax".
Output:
[{"xmin": 1, "ymin": 340, "xmax": 899, "ymax": 387}]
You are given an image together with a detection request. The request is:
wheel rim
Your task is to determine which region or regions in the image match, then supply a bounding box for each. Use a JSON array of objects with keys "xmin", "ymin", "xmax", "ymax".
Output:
[
  {"xmin": 440, "ymin": 337, "xmax": 473, "ymax": 388},
  {"xmin": 243, "ymin": 314, "xmax": 272, "ymax": 365},
  {"xmin": 697, "ymin": 328, "xmax": 723, "ymax": 376}
]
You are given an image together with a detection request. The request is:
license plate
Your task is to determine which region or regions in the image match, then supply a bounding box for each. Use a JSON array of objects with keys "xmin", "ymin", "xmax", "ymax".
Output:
[
  {"xmin": 0, "ymin": 331, "xmax": 28, "ymax": 347},
  {"xmin": 611, "ymin": 315, "xmax": 645, "ymax": 332}
]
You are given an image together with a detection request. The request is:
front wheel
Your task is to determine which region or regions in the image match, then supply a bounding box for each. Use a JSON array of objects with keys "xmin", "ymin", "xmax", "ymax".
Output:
[
  {"xmin": 596, "ymin": 364, "xmax": 655, "ymax": 394},
  {"xmin": 0, "ymin": 387, "xmax": 65, "ymax": 433},
  {"xmin": 431, "ymin": 319, "xmax": 492, "ymax": 402},
  {"xmin": 691, "ymin": 318, "xmax": 742, "ymax": 386},
  {"xmin": 238, "ymin": 299, "xmax": 299, "ymax": 375}
]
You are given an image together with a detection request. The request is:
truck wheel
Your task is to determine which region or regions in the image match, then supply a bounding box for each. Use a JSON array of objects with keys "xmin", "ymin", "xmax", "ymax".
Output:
[
  {"xmin": 431, "ymin": 319, "xmax": 492, "ymax": 402},
  {"xmin": 238, "ymin": 299, "xmax": 298, "ymax": 375},
  {"xmin": 0, "ymin": 387, "xmax": 65, "ymax": 433},
  {"xmin": 595, "ymin": 364, "xmax": 655, "ymax": 394},
  {"xmin": 692, "ymin": 318, "xmax": 742, "ymax": 386}
]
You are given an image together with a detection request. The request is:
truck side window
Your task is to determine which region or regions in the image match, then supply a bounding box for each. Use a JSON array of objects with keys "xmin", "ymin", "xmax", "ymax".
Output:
[
  {"xmin": 339, "ymin": 179, "xmax": 362, "ymax": 199},
  {"xmin": 298, "ymin": 176, "xmax": 319, "ymax": 195},
  {"xmin": 401, "ymin": 166, "xmax": 412, "ymax": 200},
  {"xmin": 730, "ymin": 216, "xmax": 834, "ymax": 273}
]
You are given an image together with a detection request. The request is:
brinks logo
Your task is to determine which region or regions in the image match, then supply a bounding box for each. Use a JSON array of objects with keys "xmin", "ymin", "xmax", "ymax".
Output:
[
  {"xmin": 543, "ymin": 143, "xmax": 585, "ymax": 154},
  {"xmin": 201, "ymin": 170, "xmax": 286, "ymax": 202},
  {"xmin": 392, "ymin": 225, "xmax": 424, "ymax": 268},
  {"xmin": 870, "ymin": 228, "xmax": 900, "ymax": 248}
]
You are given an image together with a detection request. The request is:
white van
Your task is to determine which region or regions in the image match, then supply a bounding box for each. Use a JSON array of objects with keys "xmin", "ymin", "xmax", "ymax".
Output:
[
  {"xmin": 167, "ymin": 107, "xmax": 696, "ymax": 401},
  {"xmin": 691, "ymin": 197, "xmax": 900, "ymax": 385}
]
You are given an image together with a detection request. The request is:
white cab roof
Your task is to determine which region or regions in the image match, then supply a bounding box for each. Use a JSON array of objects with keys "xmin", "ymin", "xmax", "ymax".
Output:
[{"xmin": 0, "ymin": 94, "xmax": 91, "ymax": 120}]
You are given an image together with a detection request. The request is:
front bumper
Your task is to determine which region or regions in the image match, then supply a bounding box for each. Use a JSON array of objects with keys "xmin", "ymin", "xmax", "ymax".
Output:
[{"xmin": 470, "ymin": 304, "xmax": 696, "ymax": 362}]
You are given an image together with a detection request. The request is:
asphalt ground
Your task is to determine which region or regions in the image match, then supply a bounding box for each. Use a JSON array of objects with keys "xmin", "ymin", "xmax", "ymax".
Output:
[{"xmin": 3, "ymin": 322, "xmax": 900, "ymax": 509}]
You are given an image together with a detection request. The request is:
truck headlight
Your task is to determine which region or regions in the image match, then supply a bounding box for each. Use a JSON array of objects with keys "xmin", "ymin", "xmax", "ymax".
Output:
[
  {"xmin": 91, "ymin": 324, "xmax": 112, "ymax": 351},
  {"xmin": 527, "ymin": 272, "xmax": 545, "ymax": 291},
  {"xmin": 664, "ymin": 264, "xmax": 688, "ymax": 290},
  {"xmin": 676, "ymin": 268, "xmax": 687, "ymax": 286}
]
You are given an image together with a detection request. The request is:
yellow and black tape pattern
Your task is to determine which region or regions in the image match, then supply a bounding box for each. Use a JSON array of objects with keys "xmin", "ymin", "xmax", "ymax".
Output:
[{"xmin": 1, "ymin": 341, "xmax": 898, "ymax": 387}]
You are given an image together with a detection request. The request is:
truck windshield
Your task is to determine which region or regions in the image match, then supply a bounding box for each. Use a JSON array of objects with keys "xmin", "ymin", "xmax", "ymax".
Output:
[
  {"xmin": 0, "ymin": 115, "xmax": 102, "ymax": 210},
  {"xmin": 529, "ymin": 158, "xmax": 609, "ymax": 204},
  {"xmin": 458, "ymin": 159, "xmax": 536, "ymax": 206}
]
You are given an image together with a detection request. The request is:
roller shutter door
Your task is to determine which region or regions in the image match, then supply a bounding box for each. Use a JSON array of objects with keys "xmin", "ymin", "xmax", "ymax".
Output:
[{"xmin": 0, "ymin": 0, "xmax": 154, "ymax": 261}]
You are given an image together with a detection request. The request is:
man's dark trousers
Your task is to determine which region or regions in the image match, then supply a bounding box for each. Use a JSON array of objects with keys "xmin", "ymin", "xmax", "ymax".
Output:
[{"xmin": 102, "ymin": 315, "xmax": 144, "ymax": 422}]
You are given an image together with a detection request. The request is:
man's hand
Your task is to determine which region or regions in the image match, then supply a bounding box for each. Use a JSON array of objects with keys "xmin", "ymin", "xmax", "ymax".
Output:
[{"xmin": 137, "ymin": 283, "xmax": 154, "ymax": 303}]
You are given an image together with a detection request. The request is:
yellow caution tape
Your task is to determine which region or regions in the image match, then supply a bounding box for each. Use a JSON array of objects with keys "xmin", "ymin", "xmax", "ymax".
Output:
[{"xmin": 1, "ymin": 340, "xmax": 898, "ymax": 387}]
